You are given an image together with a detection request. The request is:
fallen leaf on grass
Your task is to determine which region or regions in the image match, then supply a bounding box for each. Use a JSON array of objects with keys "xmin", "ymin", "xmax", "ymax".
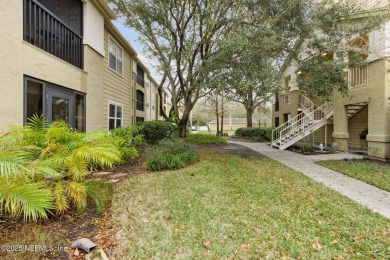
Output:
[
  {"xmin": 203, "ymin": 239, "xmax": 211, "ymax": 247},
  {"xmin": 312, "ymin": 237, "xmax": 322, "ymax": 251},
  {"xmin": 241, "ymin": 243, "xmax": 248, "ymax": 252},
  {"xmin": 352, "ymin": 236, "xmax": 360, "ymax": 242}
]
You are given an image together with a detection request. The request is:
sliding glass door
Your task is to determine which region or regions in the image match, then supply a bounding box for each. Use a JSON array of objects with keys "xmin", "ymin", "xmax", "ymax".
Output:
[{"xmin": 24, "ymin": 77, "xmax": 86, "ymax": 131}]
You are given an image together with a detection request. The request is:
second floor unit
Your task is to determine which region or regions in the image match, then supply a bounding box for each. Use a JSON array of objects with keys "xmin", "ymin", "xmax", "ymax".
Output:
[{"xmin": 0, "ymin": 0, "xmax": 163, "ymax": 133}]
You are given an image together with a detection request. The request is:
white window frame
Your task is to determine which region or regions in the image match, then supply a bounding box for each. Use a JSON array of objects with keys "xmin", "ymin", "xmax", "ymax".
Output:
[
  {"xmin": 108, "ymin": 35, "xmax": 123, "ymax": 76},
  {"xmin": 108, "ymin": 101, "xmax": 123, "ymax": 131}
]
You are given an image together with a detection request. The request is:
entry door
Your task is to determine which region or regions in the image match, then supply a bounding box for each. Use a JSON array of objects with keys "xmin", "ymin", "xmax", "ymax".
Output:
[{"xmin": 46, "ymin": 88, "xmax": 74, "ymax": 127}]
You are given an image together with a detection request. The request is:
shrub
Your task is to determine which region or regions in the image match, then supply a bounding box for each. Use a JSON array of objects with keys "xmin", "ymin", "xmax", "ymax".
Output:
[
  {"xmin": 137, "ymin": 121, "xmax": 178, "ymax": 145},
  {"xmin": 0, "ymin": 115, "xmax": 123, "ymax": 220},
  {"xmin": 234, "ymin": 127, "xmax": 275, "ymax": 141},
  {"xmin": 184, "ymin": 134, "xmax": 227, "ymax": 144},
  {"xmin": 110, "ymin": 125, "xmax": 143, "ymax": 162},
  {"xmin": 145, "ymin": 139, "xmax": 197, "ymax": 171}
]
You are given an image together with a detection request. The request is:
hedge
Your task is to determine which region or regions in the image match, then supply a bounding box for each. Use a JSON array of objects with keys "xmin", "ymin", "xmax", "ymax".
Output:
[{"xmin": 234, "ymin": 127, "xmax": 275, "ymax": 141}]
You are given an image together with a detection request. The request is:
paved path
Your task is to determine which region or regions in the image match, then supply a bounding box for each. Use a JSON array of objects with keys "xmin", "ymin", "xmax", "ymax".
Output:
[{"xmin": 229, "ymin": 141, "xmax": 390, "ymax": 219}]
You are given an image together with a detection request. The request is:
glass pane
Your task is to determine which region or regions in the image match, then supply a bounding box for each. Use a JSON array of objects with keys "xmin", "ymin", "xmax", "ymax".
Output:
[
  {"xmin": 26, "ymin": 80, "xmax": 43, "ymax": 120},
  {"xmin": 116, "ymin": 119, "xmax": 122, "ymax": 128},
  {"xmin": 109, "ymin": 53, "xmax": 116, "ymax": 70},
  {"xmin": 109, "ymin": 104, "xmax": 116, "ymax": 117},
  {"xmin": 108, "ymin": 38, "xmax": 115, "ymax": 54},
  {"xmin": 52, "ymin": 96, "xmax": 70, "ymax": 123},
  {"xmin": 109, "ymin": 119, "xmax": 115, "ymax": 130},
  {"xmin": 117, "ymin": 47, "xmax": 123, "ymax": 61},
  {"xmin": 75, "ymin": 94, "xmax": 85, "ymax": 132},
  {"xmin": 116, "ymin": 106, "xmax": 122, "ymax": 118},
  {"xmin": 117, "ymin": 60, "xmax": 122, "ymax": 74}
]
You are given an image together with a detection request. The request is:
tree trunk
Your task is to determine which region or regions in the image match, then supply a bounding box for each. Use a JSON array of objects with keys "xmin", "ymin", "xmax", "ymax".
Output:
[
  {"xmin": 246, "ymin": 108, "xmax": 253, "ymax": 127},
  {"xmin": 178, "ymin": 104, "xmax": 191, "ymax": 138},
  {"xmin": 220, "ymin": 93, "xmax": 224, "ymax": 134},
  {"xmin": 179, "ymin": 118, "xmax": 188, "ymax": 137},
  {"xmin": 215, "ymin": 95, "xmax": 219, "ymax": 136}
]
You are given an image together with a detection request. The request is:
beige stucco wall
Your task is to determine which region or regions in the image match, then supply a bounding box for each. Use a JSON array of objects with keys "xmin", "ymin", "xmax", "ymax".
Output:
[
  {"xmin": 332, "ymin": 58, "xmax": 389, "ymax": 158},
  {"xmin": 273, "ymin": 90, "xmax": 300, "ymax": 124},
  {"xmin": 0, "ymin": 0, "xmax": 89, "ymax": 133},
  {"xmin": 310, "ymin": 124, "xmax": 334, "ymax": 146}
]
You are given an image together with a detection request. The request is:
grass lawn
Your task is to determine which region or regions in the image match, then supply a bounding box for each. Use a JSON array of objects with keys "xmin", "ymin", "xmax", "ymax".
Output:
[
  {"xmin": 112, "ymin": 151, "xmax": 390, "ymax": 259},
  {"xmin": 317, "ymin": 160, "xmax": 390, "ymax": 192}
]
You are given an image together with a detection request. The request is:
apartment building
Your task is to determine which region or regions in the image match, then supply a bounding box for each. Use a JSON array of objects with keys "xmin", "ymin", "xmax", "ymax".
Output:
[
  {"xmin": 0, "ymin": 0, "xmax": 163, "ymax": 134},
  {"xmin": 272, "ymin": 2, "xmax": 390, "ymax": 160}
]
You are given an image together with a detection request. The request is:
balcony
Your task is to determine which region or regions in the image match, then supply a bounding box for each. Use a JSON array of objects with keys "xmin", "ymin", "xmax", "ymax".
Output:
[
  {"xmin": 348, "ymin": 65, "xmax": 368, "ymax": 88},
  {"xmin": 23, "ymin": 0, "xmax": 83, "ymax": 69}
]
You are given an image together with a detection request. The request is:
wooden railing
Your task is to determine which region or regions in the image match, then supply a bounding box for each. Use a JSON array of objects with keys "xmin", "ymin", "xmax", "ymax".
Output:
[
  {"xmin": 348, "ymin": 65, "xmax": 368, "ymax": 88},
  {"xmin": 23, "ymin": 0, "xmax": 83, "ymax": 68}
]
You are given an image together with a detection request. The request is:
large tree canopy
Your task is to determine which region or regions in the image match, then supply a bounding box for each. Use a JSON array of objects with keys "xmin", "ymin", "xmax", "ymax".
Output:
[
  {"xmin": 109, "ymin": 0, "xmax": 386, "ymax": 131},
  {"xmin": 110, "ymin": 0, "xmax": 248, "ymax": 136}
]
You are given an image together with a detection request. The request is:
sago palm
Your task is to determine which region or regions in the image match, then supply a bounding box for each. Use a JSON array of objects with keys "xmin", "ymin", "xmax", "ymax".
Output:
[{"xmin": 0, "ymin": 115, "xmax": 123, "ymax": 220}]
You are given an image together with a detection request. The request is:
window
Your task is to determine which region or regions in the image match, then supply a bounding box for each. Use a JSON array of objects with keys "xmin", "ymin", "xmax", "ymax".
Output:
[
  {"xmin": 108, "ymin": 102, "xmax": 123, "ymax": 130},
  {"xmin": 137, "ymin": 65, "xmax": 144, "ymax": 87},
  {"xmin": 136, "ymin": 90, "xmax": 144, "ymax": 111},
  {"xmin": 108, "ymin": 36, "xmax": 123, "ymax": 75},
  {"xmin": 275, "ymin": 95, "xmax": 279, "ymax": 112},
  {"xmin": 275, "ymin": 117, "xmax": 280, "ymax": 127},
  {"xmin": 26, "ymin": 80, "xmax": 44, "ymax": 119},
  {"xmin": 136, "ymin": 117, "xmax": 144, "ymax": 123}
]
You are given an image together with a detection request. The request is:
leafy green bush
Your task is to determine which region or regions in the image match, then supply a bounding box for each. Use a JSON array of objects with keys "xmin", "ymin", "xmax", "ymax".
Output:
[
  {"xmin": 145, "ymin": 139, "xmax": 197, "ymax": 171},
  {"xmin": 233, "ymin": 127, "xmax": 275, "ymax": 141},
  {"xmin": 184, "ymin": 134, "xmax": 227, "ymax": 144},
  {"xmin": 137, "ymin": 121, "xmax": 178, "ymax": 145},
  {"xmin": 110, "ymin": 125, "xmax": 143, "ymax": 161},
  {"xmin": 0, "ymin": 115, "xmax": 124, "ymax": 220}
]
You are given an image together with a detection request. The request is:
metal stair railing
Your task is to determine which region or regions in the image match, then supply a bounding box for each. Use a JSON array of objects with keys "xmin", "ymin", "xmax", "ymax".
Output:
[{"xmin": 271, "ymin": 101, "xmax": 333, "ymax": 148}]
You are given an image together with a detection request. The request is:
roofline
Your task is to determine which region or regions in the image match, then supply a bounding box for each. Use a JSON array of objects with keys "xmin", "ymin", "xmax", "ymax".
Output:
[
  {"xmin": 105, "ymin": 21, "xmax": 138, "ymax": 57},
  {"xmin": 94, "ymin": 0, "xmax": 116, "ymax": 20}
]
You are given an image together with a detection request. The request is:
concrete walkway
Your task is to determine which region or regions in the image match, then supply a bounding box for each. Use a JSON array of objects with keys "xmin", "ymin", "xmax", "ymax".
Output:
[{"xmin": 229, "ymin": 141, "xmax": 390, "ymax": 219}]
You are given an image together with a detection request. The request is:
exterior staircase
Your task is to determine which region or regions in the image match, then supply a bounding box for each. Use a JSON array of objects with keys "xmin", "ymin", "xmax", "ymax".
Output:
[{"xmin": 271, "ymin": 95, "xmax": 334, "ymax": 150}]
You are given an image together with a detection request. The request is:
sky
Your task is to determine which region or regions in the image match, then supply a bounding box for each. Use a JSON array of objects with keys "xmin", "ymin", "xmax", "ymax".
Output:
[{"xmin": 112, "ymin": 19, "xmax": 162, "ymax": 83}]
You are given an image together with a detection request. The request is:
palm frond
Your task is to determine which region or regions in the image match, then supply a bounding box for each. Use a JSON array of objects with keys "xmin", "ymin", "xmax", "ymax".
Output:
[
  {"xmin": 65, "ymin": 181, "xmax": 87, "ymax": 207},
  {"xmin": 26, "ymin": 114, "xmax": 49, "ymax": 131},
  {"xmin": 65, "ymin": 154, "xmax": 88, "ymax": 181},
  {"xmin": 52, "ymin": 183, "xmax": 68, "ymax": 214},
  {"xmin": 82, "ymin": 131, "xmax": 110, "ymax": 143},
  {"xmin": 26, "ymin": 157, "xmax": 65, "ymax": 179},
  {"xmin": 46, "ymin": 121, "xmax": 73, "ymax": 144},
  {"xmin": 0, "ymin": 180, "xmax": 53, "ymax": 221},
  {"xmin": 73, "ymin": 142, "xmax": 122, "ymax": 170},
  {"xmin": 0, "ymin": 150, "xmax": 34, "ymax": 178}
]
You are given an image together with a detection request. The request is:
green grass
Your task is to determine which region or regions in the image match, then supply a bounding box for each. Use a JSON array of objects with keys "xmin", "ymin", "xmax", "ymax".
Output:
[
  {"xmin": 185, "ymin": 134, "xmax": 227, "ymax": 144},
  {"xmin": 112, "ymin": 151, "xmax": 390, "ymax": 259},
  {"xmin": 317, "ymin": 160, "xmax": 390, "ymax": 192}
]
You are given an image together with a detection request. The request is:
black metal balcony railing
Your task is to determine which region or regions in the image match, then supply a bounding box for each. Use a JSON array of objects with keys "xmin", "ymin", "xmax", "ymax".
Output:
[
  {"xmin": 23, "ymin": 0, "xmax": 83, "ymax": 69},
  {"xmin": 137, "ymin": 74, "xmax": 144, "ymax": 87}
]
